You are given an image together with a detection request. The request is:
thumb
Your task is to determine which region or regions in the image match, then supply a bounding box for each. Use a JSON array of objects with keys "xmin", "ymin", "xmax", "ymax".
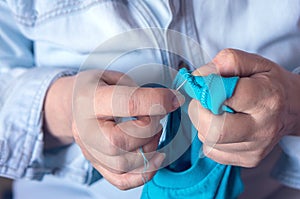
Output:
[{"xmin": 212, "ymin": 48, "xmax": 274, "ymax": 77}]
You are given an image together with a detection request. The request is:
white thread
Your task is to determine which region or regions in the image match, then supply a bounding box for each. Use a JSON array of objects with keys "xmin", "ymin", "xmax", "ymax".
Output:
[
  {"xmin": 158, "ymin": 115, "xmax": 169, "ymax": 145},
  {"xmin": 176, "ymin": 79, "xmax": 187, "ymax": 91},
  {"xmin": 138, "ymin": 78, "xmax": 186, "ymax": 184},
  {"xmin": 139, "ymin": 147, "xmax": 149, "ymax": 184}
]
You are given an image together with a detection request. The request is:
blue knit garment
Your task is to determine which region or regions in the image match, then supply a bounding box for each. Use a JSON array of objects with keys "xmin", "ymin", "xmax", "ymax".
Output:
[
  {"xmin": 175, "ymin": 68, "xmax": 239, "ymax": 114},
  {"xmin": 141, "ymin": 68, "xmax": 243, "ymax": 199}
]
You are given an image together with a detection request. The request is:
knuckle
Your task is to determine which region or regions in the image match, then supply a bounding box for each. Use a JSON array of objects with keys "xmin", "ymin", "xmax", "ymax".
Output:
[
  {"xmin": 243, "ymin": 152, "xmax": 263, "ymax": 168},
  {"xmin": 262, "ymin": 83, "xmax": 285, "ymax": 112},
  {"xmin": 272, "ymin": 89, "xmax": 285, "ymax": 111},
  {"xmin": 256, "ymin": 78, "xmax": 285, "ymax": 115},
  {"xmin": 244, "ymin": 160, "xmax": 259, "ymax": 168},
  {"xmin": 220, "ymin": 48, "xmax": 239, "ymax": 65},
  {"xmin": 114, "ymin": 178, "xmax": 130, "ymax": 190}
]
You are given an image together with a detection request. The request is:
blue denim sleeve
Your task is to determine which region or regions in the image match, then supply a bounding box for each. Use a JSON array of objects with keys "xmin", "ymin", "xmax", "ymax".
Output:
[
  {"xmin": 271, "ymin": 66, "xmax": 300, "ymax": 189},
  {"xmin": 0, "ymin": 1, "xmax": 98, "ymax": 184}
]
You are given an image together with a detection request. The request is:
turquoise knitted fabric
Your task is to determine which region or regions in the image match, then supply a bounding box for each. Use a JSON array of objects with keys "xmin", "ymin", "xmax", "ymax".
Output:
[
  {"xmin": 141, "ymin": 68, "xmax": 243, "ymax": 199},
  {"xmin": 175, "ymin": 68, "xmax": 239, "ymax": 114}
]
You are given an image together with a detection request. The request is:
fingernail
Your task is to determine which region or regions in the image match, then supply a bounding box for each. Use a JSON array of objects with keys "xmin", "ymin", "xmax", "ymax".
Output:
[
  {"xmin": 173, "ymin": 92, "xmax": 185, "ymax": 108},
  {"xmin": 154, "ymin": 153, "xmax": 166, "ymax": 168}
]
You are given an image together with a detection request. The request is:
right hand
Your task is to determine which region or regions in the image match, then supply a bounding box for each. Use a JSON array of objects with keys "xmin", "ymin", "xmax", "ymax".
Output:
[{"xmin": 44, "ymin": 69, "xmax": 185, "ymax": 190}]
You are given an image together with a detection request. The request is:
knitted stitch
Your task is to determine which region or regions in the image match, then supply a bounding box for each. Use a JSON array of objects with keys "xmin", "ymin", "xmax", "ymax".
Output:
[{"xmin": 175, "ymin": 68, "xmax": 239, "ymax": 114}]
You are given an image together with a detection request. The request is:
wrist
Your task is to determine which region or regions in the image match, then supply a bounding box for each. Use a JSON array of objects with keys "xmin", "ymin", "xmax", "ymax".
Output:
[{"xmin": 43, "ymin": 75, "xmax": 75, "ymax": 149}]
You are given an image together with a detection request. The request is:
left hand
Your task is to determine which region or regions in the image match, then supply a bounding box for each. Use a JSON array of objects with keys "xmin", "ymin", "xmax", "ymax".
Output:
[{"xmin": 188, "ymin": 49, "xmax": 300, "ymax": 167}]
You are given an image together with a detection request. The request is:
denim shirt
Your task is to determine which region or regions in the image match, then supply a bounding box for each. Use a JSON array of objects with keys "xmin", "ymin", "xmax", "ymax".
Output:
[{"xmin": 1, "ymin": 0, "xmax": 300, "ymax": 189}]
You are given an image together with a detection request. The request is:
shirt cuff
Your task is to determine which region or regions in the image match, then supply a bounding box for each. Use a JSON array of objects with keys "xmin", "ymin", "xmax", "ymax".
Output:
[{"xmin": 0, "ymin": 67, "xmax": 99, "ymax": 184}]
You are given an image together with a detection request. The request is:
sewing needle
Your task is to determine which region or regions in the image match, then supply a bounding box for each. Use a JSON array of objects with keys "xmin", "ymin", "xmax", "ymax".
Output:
[{"xmin": 175, "ymin": 79, "xmax": 187, "ymax": 91}]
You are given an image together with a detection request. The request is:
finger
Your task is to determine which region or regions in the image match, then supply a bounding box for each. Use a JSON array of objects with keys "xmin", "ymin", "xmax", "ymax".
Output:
[
  {"xmin": 73, "ymin": 70, "xmax": 137, "ymax": 120},
  {"xmin": 95, "ymin": 86, "xmax": 185, "ymax": 117},
  {"xmin": 208, "ymin": 141, "xmax": 257, "ymax": 153},
  {"xmin": 224, "ymin": 77, "xmax": 264, "ymax": 114},
  {"xmin": 188, "ymin": 99, "xmax": 255, "ymax": 144},
  {"xmin": 97, "ymin": 118, "xmax": 162, "ymax": 155},
  {"xmin": 73, "ymin": 114, "xmax": 160, "ymax": 156},
  {"xmin": 73, "ymin": 121, "xmax": 162, "ymax": 173},
  {"xmin": 72, "ymin": 121, "xmax": 96, "ymax": 160},
  {"xmin": 212, "ymin": 48, "xmax": 274, "ymax": 77},
  {"xmin": 87, "ymin": 132, "xmax": 161, "ymax": 174},
  {"xmin": 191, "ymin": 62, "xmax": 260, "ymax": 113},
  {"xmin": 93, "ymin": 152, "xmax": 166, "ymax": 190},
  {"xmin": 74, "ymin": 123, "xmax": 165, "ymax": 189},
  {"xmin": 101, "ymin": 70, "xmax": 138, "ymax": 87},
  {"xmin": 74, "ymin": 69, "xmax": 137, "ymax": 89},
  {"xmin": 202, "ymin": 144, "xmax": 265, "ymax": 168},
  {"xmin": 116, "ymin": 116, "xmax": 163, "ymax": 139},
  {"xmin": 192, "ymin": 62, "xmax": 218, "ymax": 76}
]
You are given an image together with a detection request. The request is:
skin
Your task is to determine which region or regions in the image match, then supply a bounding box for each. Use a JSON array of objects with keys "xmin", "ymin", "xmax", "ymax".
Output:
[
  {"xmin": 189, "ymin": 49, "xmax": 300, "ymax": 168},
  {"xmin": 43, "ymin": 69, "xmax": 185, "ymax": 190},
  {"xmin": 43, "ymin": 48, "xmax": 300, "ymax": 190}
]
